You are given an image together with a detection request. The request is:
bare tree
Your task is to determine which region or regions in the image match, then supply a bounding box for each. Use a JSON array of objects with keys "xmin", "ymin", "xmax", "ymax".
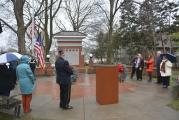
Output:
[
  {"xmin": 0, "ymin": 0, "xmax": 44, "ymax": 54},
  {"xmin": 64, "ymin": 0, "xmax": 96, "ymax": 32},
  {"xmin": 35, "ymin": 0, "xmax": 62, "ymax": 56},
  {"xmin": 11, "ymin": 0, "xmax": 26, "ymax": 53},
  {"xmin": 96, "ymin": 0, "xmax": 121, "ymax": 63}
]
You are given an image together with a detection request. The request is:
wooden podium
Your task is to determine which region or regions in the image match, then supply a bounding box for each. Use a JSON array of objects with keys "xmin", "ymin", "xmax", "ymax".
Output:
[{"xmin": 95, "ymin": 65, "xmax": 119, "ymax": 105}]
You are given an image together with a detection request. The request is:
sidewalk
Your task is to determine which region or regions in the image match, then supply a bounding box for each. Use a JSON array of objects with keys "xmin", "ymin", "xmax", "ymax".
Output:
[{"xmin": 26, "ymin": 74, "xmax": 178, "ymax": 120}]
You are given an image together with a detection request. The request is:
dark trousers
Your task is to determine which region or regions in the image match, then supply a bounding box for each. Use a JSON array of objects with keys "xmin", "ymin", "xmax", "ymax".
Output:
[
  {"xmin": 147, "ymin": 72, "xmax": 152, "ymax": 82},
  {"xmin": 130, "ymin": 67, "xmax": 136, "ymax": 79},
  {"xmin": 157, "ymin": 76, "xmax": 162, "ymax": 84},
  {"xmin": 0, "ymin": 90, "xmax": 10, "ymax": 96},
  {"xmin": 162, "ymin": 76, "xmax": 170, "ymax": 87},
  {"xmin": 59, "ymin": 84, "xmax": 71, "ymax": 108},
  {"xmin": 136, "ymin": 68, "xmax": 143, "ymax": 80}
]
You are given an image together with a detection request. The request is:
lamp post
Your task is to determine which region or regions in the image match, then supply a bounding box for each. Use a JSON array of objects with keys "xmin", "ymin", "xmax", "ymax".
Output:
[
  {"xmin": 45, "ymin": 54, "xmax": 51, "ymax": 76},
  {"xmin": 46, "ymin": 54, "xmax": 50, "ymax": 62},
  {"xmin": 89, "ymin": 53, "xmax": 93, "ymax": 66}
]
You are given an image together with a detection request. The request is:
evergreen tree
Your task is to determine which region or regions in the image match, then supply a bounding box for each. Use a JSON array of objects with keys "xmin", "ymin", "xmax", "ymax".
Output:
[
  {"xmin": 157, "ymin": 1, "xmax": 178, "ymax": 32},
  {"xmin": 116, "ymin": 0, "xmax": 138, "ymax": 56},
  {"xmin": 138, "ymin": 0, "xmax": 157, "ymax": 51},
  {"xmin": 138, "ymin": 0, "xmax": 178, "ymax": 53},
  {"xmin": 92, "ymin": 32, "xmax": 108, "ymax": 63}
]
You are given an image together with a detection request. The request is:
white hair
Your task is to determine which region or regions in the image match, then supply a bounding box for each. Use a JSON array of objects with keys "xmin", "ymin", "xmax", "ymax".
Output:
[
  {"xmin": 157, "ymin": 51, "xmax": 161, "ymax": 54},
  {"xmin": 138, "ymin": 53, "xmax": 142, "ymax": 57}
]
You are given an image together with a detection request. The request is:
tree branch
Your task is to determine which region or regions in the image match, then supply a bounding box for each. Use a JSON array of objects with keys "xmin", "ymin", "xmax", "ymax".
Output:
[
  {"xmin": 24, "ymin": 0, "xmax": 45, "ymax": 30},
  {"xmin": 95, "ymin": 2, "xmax": 109, "ymax": 22},
  {"xmin": 0, "ymin": 18, "xmax": 17, "ymax": 34},
  {"xmin": 52, "ymin": 0, "xmax": 62, "ymax": 18},
  {"xmin": 54, "ymin": 18, "xmax": 67, "ymax": 33},
  {"xmin": 113, "ymin": 0, "xmax": 121, "ymax": 17},
  {"xmin": 36, "ymin": 0, "xmax": 57, "ymax": 16},
  {"xmin": 132, "ymin": 0, "xmax": 141, "ymax": 5},
  {"xmin": 65, "ymin": 1, "xmax": 76, "ymax": 30},
  {"xmin": 34, "ymin": 0, "xmax": 45, "ymax": 17}
]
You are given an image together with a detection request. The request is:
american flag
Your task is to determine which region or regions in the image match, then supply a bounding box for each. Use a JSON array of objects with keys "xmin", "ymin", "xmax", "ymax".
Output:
[
  {"xmin": 28, "ymin": 22, "xmax": 36, "ymax": 39},
  {"xmin": 34, "ymin": 35, "xmax": 45, "ymax": 69}
]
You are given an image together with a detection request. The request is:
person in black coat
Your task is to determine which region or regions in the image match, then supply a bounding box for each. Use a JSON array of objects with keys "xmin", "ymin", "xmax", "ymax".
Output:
[
  {"xmin": 0, "ymin": 63, "xmax": 17, "ymax": 96},
  {"xmin": 9, "ymin": 61, "xmax": 18, "ymax": 85},
  {"xmin": 156, "ymin": 51, "xmax": 162, "ymax": 84},
  {"xmin": 55, "ymin": 49, "xmax": 73, "ymax": 110},
  {"xmin": 130, "ymin": 56, "xmax": 137, "ymax": 79},
  {"xmin": 135, "ymin": 53, "xmax": 144, "ymax": 81},
  {"xmin": 29, "ymin": 57, "xmax": 37, "ymax": 74}
]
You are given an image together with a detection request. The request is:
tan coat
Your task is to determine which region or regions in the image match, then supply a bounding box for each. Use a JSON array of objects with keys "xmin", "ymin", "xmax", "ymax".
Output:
[{"xmin": 160, "ymin": 60, "xmax": 172, "ymax": 77}]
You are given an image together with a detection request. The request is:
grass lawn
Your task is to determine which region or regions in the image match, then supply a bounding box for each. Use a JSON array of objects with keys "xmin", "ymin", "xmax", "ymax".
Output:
[
  {"xmin": 167, "ymin": 69, "xmax": 179, "ymax": 111},
  {"xmin": 0, "ymin": 112, "xmax": 12, "ymax": 120},
  {"xmin": 0, "ymin": 112, "xmax": 47, "ymax": 120},
  {"xmin": 168, "ymin": 99, "xmax": 179, "ymax": 111}
]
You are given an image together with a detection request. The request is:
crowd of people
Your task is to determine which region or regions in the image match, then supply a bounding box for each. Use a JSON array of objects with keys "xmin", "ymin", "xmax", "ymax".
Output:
[
  {"xmin": 0, "ymin": 49, "xmax": 174, "ymax": 114},
  {"xmin": 0, "ymin": 48, "xmax": 74, "ymax": 113},
  {"xmin": 130, "ymin": 51, "xmax": 173, "ymax": 88},
  {"xmin": 0, "ymin": 56, "xmax": 36, "ymax": 113}
]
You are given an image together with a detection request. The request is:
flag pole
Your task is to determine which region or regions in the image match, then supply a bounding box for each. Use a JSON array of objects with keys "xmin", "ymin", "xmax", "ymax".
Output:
[{"xmin": 32, "ymin": 0, "xmax": 35, "ymax": 56}]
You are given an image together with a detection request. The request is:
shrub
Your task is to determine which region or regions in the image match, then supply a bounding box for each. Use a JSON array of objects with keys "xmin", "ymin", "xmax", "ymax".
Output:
[{"xmin": 171, "ymin": 76, "xmax": 179, "ymax": 100}]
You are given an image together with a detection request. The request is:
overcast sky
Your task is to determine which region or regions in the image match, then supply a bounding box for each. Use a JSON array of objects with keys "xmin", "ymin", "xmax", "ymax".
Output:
[
  {"xmin": 0, "ymin": 0, "xmax": 144, "ymax": 48},
  {"xmin": 0, "ymin": 0, "xmax": 177, "ymax": 49}
]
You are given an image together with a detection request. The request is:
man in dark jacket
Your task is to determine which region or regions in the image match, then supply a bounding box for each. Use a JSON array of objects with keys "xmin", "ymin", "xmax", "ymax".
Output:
[
  {"xmin": 135, "ymin": 53, "xmax": 144, "ymax": 81},
  {"xmin": 55, "ymin": 49, "xmax": 73, "ymax": 110},
  {"xmin": 130, "ymin": 56, "xmax": 137, "ymax": 79}
]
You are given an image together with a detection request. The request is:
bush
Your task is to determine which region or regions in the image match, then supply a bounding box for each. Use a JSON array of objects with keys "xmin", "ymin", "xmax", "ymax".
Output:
[
  {"xmin": 168, "ymin": 99, "xmax": 179, "ymax": 111},
  {"xmin": 171, "ymin": 76, "xmax": 179, "ymax": 99}
]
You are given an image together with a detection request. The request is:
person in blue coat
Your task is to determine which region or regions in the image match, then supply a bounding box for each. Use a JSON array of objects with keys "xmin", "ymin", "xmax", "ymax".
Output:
[
  {"xmin": 16, "ymin": 55, "xmax": 35, "ymax": 113},
  {"xmin": 55, "ymin": 48, "xmax": 73, "ymax": 110}
]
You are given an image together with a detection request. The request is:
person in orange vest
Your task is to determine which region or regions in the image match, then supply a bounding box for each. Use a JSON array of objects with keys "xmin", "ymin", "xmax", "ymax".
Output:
[{"xmin": 145, "ymin": 55, "xmax": 154, "ymax": 82}]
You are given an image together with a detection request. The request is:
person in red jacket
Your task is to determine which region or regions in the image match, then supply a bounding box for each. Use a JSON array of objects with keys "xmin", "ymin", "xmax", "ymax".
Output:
[
  {"xmin": 145, "ymin": 55, "xmax": 154, "ymax": 82},
  {"xmin": 118, "ymin": 64, "xmax": 125, "ymax": 83}
]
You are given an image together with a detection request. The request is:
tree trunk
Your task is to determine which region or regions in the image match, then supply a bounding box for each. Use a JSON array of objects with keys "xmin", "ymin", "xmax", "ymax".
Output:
[
  {"xmin": 44, "ymin": 0, "xmax": 49, "ymax": 57},
  {"xmin": 106, "ymin": 0, "xmax": 114, "ymax": 64},
  {"xmin": 13, "ymin": 0, "xmax": 26, "ymax": 54},
  {"xmin": 17, "ymin": 25, "xmax": 26, "ymax": 54},
  {"xmin": 48, "ymin": 0, "xmax": 53, "ymax": 56}
]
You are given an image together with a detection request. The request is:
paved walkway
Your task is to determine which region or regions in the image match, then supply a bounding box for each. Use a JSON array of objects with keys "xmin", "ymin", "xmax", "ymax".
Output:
[{"xmin": 22, "ymin": 74, "xmax": 179, "ymax": 120}]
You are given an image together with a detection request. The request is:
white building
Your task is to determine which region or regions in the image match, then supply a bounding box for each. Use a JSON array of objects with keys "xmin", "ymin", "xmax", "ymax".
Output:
[{"xmin": 53, "ymin": 31, "xmax": 86, "ymax": 67}]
